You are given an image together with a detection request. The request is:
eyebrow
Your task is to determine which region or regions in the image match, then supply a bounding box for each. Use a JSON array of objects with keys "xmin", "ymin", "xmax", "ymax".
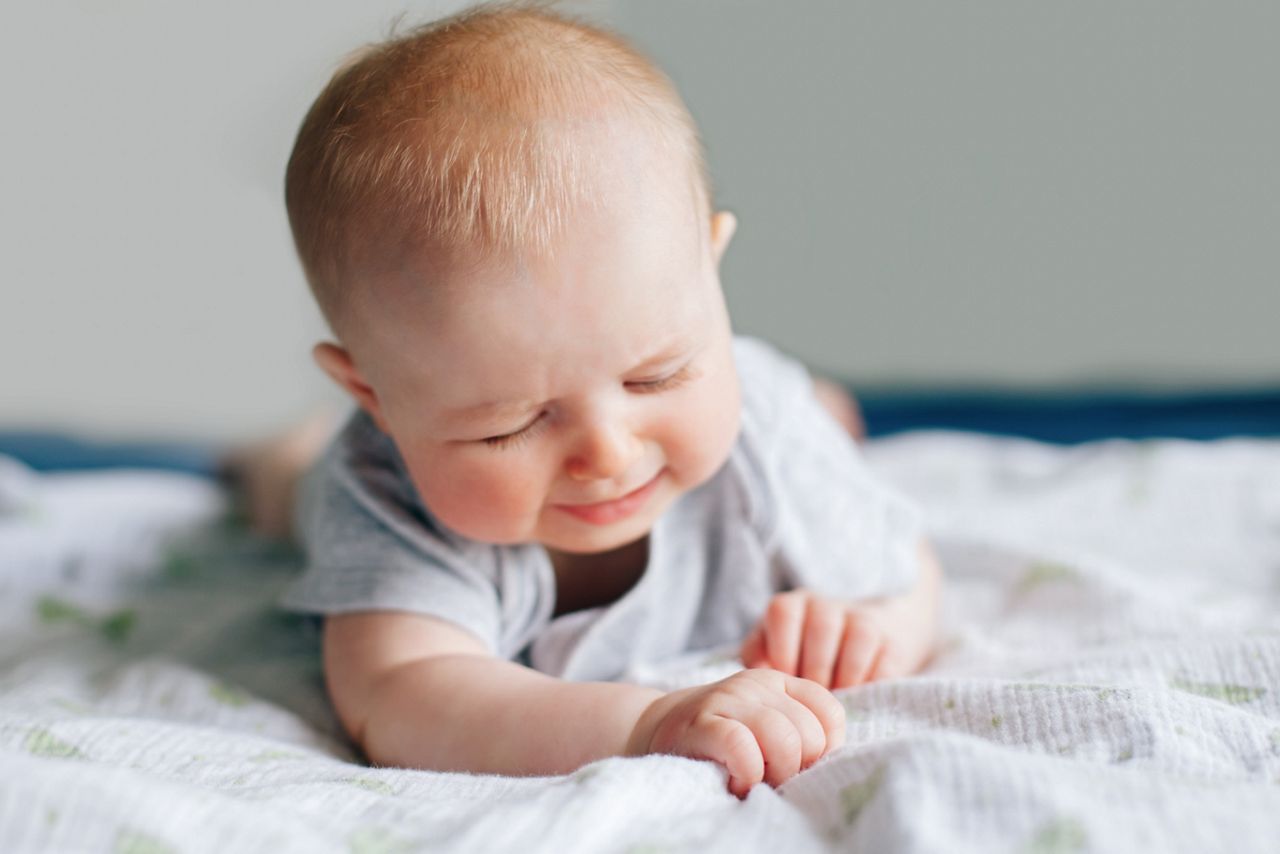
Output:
[{"xmin": 442, "ymin": 341, "xmax": 694, "ymax": 423}]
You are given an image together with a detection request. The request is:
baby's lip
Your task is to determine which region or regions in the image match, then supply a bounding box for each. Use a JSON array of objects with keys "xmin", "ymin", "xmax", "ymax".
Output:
[
  {"xmin": 553, "ymin": 469, "xmax": 665, "ymax": 525},
  {"xmin": 557, "ymin": 471, "xmax": 662, "ymax": 506}
]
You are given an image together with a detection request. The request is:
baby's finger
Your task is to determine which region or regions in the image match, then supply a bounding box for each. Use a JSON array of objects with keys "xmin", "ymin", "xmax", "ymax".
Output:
[
  {"xmin": 757, "ymin": 684, "xmax": 830, "ymax": 770},
  {"xmin": 780, "ymin": 674, "xmax": 846, "ymax": 754},
  {"xmin": 690, "ymin": 714, "xmax": 765, "ymax": 799},
  {"xmin": 832, "ymin": 620, "xmax": 883, "ymax": 689},
  {"xmin": 739, "ymin": 623, "xmax": 767, "ymax": 668},
  {"xmin": 867, "ymin": 642, "xmax": 903, "ymax": 682},
  {"xmin": 761, "ymin": 592, "xmax": 807, "ymax": 675},
  {"xmin": 730, "ymin": 703, "xmax": 805, "ymax": 787},
  {"xmin": 797, "ymin": 598, "xmax": 846, "ymax": 688}
]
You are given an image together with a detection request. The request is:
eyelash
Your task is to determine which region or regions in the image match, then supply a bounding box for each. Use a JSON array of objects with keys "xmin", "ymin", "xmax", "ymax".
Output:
[
  {"xmin": 482, "ymin": 413, "xmax": 548, "ymax": 450},
  {"xmin": 480, "ymin": 365, "xmax": 697, "ymax": 450},
  {"xmin": 625, "ymin": 364, "xmax": 696, "ymax": 394}
]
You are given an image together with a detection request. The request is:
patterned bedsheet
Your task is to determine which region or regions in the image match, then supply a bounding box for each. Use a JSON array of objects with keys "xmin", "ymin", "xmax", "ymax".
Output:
[{"xmin": 1, "ymin": 432, "xmax": 1277, "ymax": 852}]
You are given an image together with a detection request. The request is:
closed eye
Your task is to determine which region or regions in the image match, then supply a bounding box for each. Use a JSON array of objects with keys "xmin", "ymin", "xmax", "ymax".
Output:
[
  {"xmin": 626, "ymin": 363, "xmax": 697, "ymax": 394},
  {"xmin": 481, "ymin": 412, "xmax": 546, "ymax": 450}
]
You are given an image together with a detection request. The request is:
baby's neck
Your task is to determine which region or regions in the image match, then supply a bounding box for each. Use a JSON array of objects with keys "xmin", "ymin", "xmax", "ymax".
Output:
[{"xmin": 546, "ymin": 536, "xmax": 649, "ymax": 618}]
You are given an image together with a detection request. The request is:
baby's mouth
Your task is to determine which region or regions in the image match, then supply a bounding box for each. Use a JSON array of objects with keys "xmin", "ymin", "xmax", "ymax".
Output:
[{"xmin": 553, "ymin": 469, "xmax": 666, "ymax": 525}]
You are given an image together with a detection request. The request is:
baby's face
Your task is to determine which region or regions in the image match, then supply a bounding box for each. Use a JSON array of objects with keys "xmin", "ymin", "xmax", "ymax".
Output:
[{"xmin": 334, "ymin": 170, "xmax": 740, "ymax": 556}]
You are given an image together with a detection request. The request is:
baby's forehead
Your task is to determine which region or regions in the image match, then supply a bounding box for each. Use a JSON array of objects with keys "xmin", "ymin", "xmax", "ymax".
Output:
[{"xmin": 353, "ymin": 216, "xmax": 714, "ymax": 397}]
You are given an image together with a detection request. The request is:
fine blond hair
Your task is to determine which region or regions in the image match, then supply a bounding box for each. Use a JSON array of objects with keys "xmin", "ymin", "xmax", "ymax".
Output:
[{"xmin": 285, "ymin": 1, "xmax": 711, "ymax": 337}]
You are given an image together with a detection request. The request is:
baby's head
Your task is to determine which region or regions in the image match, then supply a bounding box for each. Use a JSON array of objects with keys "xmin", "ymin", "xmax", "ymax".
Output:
[{"xmin": 285, "ymin": 2, "xmax": 741, "ymax": 557}]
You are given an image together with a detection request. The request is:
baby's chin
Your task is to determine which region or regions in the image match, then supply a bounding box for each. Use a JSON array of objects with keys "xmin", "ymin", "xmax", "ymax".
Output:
[
  {"xmin": 537, "ymin": 523, "xmax": 653, "ymax": 556},
  {"xmin": 537, "ymin": 512, "xmax": 660, "ymax": 555}
]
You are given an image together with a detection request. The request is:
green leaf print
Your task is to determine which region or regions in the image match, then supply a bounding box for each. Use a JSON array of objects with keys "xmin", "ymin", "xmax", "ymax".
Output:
[
  {"xmin": 208, "ymin": 682, "xmax": 252, "ymax": 707},
  {"xmin": 99, "ymin": 610, "xmax": 137, "ymax": 643},
  {"xmin": 52, "ymin": 697, "xmax": 91, "ymax": 715},
  {"xmin": 1024, "ymin": 817, "xmax": 1087, "ymax": 854},
  {"xmin": 25, "ymin": 727, "xmax": 84, "ymax": 759},
  {"xmin": 37, "ymin": 597, "xmax": 88, "ymax": 624},
  {"xmin": 115, "ymin": 829, "xmax": 177, "ymax": 854},
  {"xmin": 839, "ymin": 766, "xmax": 886, "ymax": 825},
  {"xmin": 346, "ymin": 777, "xmax": 396, "ymax": 796},
  {"xmin": 1169, "ymin": 677, "xmax": 1266, "ymax": 705},
  {"xmin": 349, "ymin": 827, "xmax": 413, "ymax": 854},
  {"xmin": 36, "ymin": 596, "xmax": 136, "ymax": 644},
  {"xmin": 1015, "ymin": 562, "xmax": 1078, "ymax": 594},
  {"xmin": 163, "ymin": 551, "xmax": 200, "ymax": 581}
]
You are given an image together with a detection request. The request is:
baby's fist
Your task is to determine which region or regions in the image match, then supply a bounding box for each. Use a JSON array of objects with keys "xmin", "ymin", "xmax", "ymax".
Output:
[
  {"xmin": 625, "ymin": 669, "xmax": 845, "ymax": 798},
  {"xmin": 740, "ymin": 590, "xmax": 902, "ymax": 690}
]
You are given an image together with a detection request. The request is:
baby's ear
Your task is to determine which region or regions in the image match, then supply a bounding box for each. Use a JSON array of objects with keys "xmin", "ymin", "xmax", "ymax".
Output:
[
  {"xmin": 710, "ymin": 210, "xmax": 738, "ymax": 266},
  {"xmin": 312, "ymin": 343, "xmax": 388, "ymax": 431}
]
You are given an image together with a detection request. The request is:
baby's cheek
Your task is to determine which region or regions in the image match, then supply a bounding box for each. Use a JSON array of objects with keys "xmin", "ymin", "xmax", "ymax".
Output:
[
  {"xmin": 410, "ymin": 457, "xmax": 544, "ymax": 543},
  {"xmin": 670, "ymin": 383, "xmax": 740, "ymax": 489}
]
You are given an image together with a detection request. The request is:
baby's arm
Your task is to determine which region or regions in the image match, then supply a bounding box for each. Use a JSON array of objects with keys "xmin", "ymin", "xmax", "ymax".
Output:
[
  {"xmin": 325, "ymin": 612, "xmax": 845, "ymax": 794},
  {"xmin": 740, "ymin": 538, "xmax": 944, "ymax": 689},
  {"xmin": 325, "ymin": 612, "xmax": 662, "ymax": 775}
]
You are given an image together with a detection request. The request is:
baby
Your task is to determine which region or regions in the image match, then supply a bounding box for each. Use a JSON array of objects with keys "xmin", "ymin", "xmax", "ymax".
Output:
[{"xmin": 279, "ymin": 2, "xmax": 942, "ymax": 798}]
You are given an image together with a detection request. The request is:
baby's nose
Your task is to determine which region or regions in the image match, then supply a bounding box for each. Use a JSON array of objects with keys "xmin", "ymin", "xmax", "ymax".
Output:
[{"xmin": 565, "ymin": 420, "xmax": 643, "ymax": 482}]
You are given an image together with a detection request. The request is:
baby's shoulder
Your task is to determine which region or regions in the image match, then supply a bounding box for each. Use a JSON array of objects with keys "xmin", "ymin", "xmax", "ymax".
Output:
[
  {"xmin": 319, "ymin": 410, "xmax": 420, "ymax": 513},
  {"xmin": 712, "ymin": 336, "xmax": 815, "ymax": 534},
  {"xmin": 302, "ymin": 409, "xmax": 475, "ymax": 553},
  {"xmin": 731, "ymin": 335, "xmax": 816, "ymax": 448}
]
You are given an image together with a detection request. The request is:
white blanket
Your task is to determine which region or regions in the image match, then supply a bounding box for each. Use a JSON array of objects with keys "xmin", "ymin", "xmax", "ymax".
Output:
[{"xmin": 1, "ymin": 432, "xmax": 1278, "ymax": 852}]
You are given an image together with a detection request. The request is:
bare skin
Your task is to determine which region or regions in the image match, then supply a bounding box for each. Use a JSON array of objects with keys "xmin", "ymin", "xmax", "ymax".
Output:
[
  {"xmin": 323, "ymin": 611, "xmax": 849, "ymax": 798},
  {"xmin": 220, "ymin": 410, "xmax": 341, "ymax": 540},
  {"xmin": 318, "ymin": 535, "xmax": 941, "ymax": 799},
  {"xmin": 740, "ymin": 542, "xmax": 943, "ymax": 689},
  {"xmin": 225, "ymin": 380, "xmax": 865, "ymax": 541},
  {"xmin": 263, "ymin": 4, "xmax": 940, "ymax": 797},
  {"xmin": 225, "ymin": 383, "xmax": 943, "ymax": 802}
]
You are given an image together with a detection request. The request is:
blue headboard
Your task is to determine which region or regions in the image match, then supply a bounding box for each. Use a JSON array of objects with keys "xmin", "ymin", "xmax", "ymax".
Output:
[
  {"xmin": 3, "ymin": 385, "xmax": 1278, "ymax": 475},
  {"xmin": 858, "ymin": 385, "xmax": 1280, "ymax": 443}
]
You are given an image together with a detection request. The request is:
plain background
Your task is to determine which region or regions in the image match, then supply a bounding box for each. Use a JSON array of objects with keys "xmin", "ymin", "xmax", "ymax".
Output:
[{"xmin": 3, "ymin": 0, "xmax": 1276, "ymax": 441}]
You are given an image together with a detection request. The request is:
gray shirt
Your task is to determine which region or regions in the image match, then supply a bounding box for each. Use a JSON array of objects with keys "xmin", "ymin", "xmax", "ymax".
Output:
[{"xmin": 279, "ymin": 336, "xmax": 923, "ymax": 682}]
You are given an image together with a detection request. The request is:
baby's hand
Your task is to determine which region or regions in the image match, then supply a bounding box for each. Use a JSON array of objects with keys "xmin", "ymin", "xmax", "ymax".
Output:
[
  {"xmin": 739, "ymin": 589, "xmax": 921, "ymax": 690},
  {"xmin": 625, "ymin": 669, "xmax": 845, "ymax": 798}
]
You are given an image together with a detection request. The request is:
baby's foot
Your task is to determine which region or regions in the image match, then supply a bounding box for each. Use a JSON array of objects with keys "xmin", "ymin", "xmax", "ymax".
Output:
[
  {"xmin": 221, "ymin": 410, "xmax": 339, "ymax": 539},
  {"xmin": 813, "ymin": 378, "xmax": 867, "ymax": 444}
]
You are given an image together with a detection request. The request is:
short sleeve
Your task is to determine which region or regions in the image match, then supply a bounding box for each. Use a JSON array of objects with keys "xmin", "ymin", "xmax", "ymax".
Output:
[
  {"xmin": 278, "ymin": 411, "xmax": 510, "ymax": 654},
  {"xmin": 735, "ymin": 338, "xmax": 924, "ymax": 599}
]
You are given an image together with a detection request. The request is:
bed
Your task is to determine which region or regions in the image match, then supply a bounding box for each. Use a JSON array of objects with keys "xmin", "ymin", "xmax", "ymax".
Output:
[{"xmin": 2, "ymin": 393, "xmax": 1279, "ymax": 852}]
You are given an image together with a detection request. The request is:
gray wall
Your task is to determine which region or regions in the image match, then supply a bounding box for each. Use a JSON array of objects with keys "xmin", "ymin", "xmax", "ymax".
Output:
[
  {"xmin": 613, "ymin": 1, "xmax": 1280, "ymax": 389},
  {"xmin": 3, "ymin": 1, "xmax": 1276, "ymax": 441}
]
